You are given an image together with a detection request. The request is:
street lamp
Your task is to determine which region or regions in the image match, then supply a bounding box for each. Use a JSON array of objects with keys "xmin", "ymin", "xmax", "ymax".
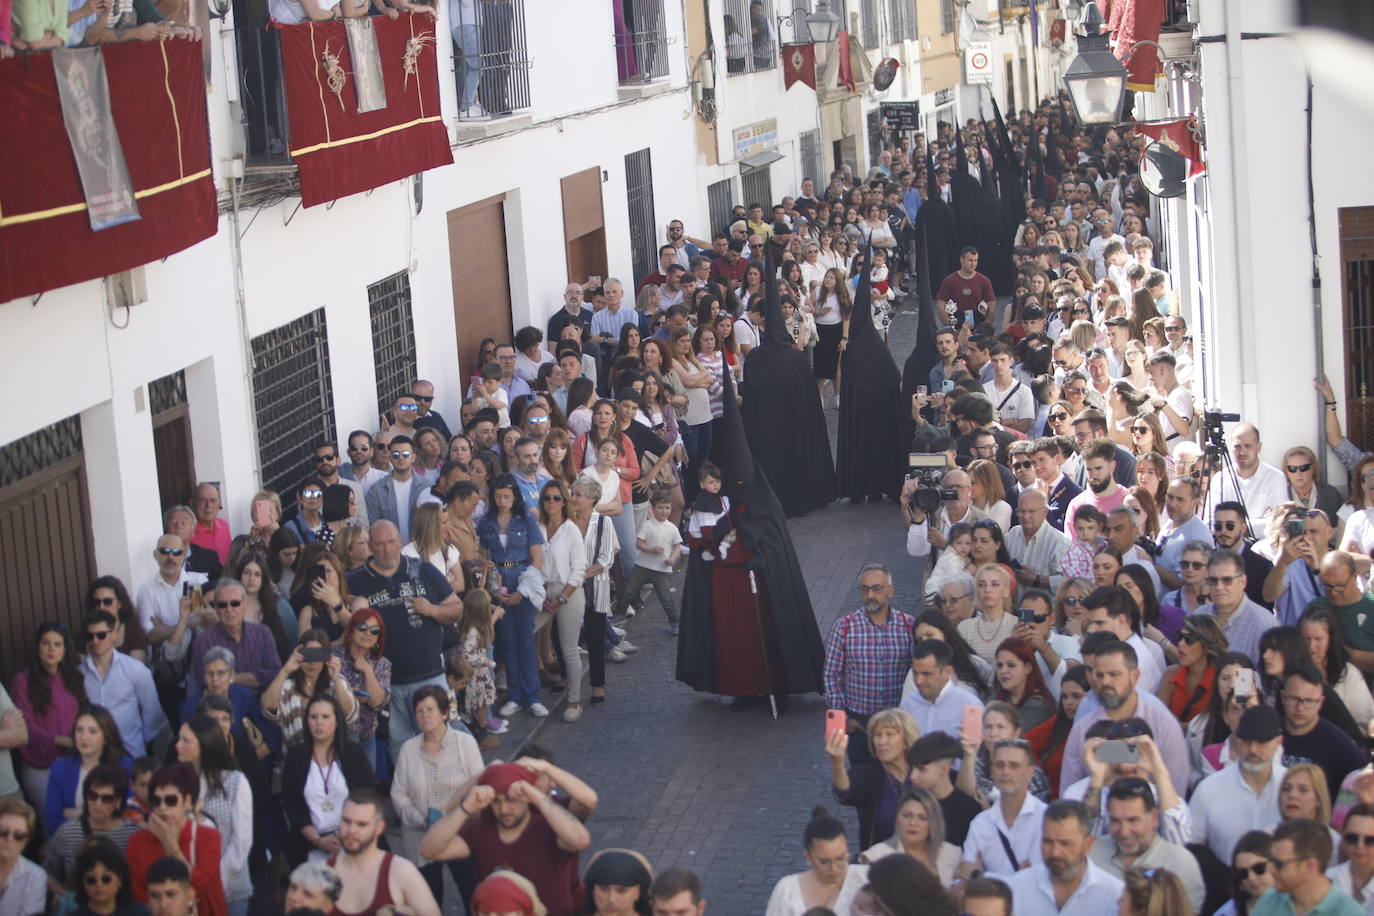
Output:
[
  {"xmin": 1063, "ymin": 30, "xmax": 1127, "ymax": 124},
  {"xmin": 778, "ymin": 0, "xmax": 842, "ymax": 45}
]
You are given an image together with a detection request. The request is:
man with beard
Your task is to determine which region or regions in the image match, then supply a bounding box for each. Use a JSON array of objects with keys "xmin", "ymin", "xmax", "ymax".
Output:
[
  {"xmin": 1089, "ymin": 778, "xmax": 1205, "ymax": 911},
  {"xmin": 1064, "ymin": 438, "xmax": 1127, "ymax": 533},
  {"xmin": 1189, "ymin": 705, "xmax": 1287, "ymax": 862},
  {"xmin": 996, "ymin": 801, "xmax": 1123, "ymax": 916},
  {"xmin": 1211, "ymin": 501, "xmax": 1275, "ymax": 609},
  {"xmin": 328, "ymin": 789, "xmax": 439, "ymax": 916},
  {"xmin": 420, "ymin": 762, "xmax": 590, "ymax": 915},
  {"xmin": 1057, "ymin": 637, "xmax": 1188, "ymax": 796}
]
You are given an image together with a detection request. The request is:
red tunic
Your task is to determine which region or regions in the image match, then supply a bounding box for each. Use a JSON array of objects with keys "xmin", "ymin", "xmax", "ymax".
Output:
[
  {"xmin": 128, "ymin": 820, "xmax": 227, "ymax": 916},
  {"xmin": 686, "ymin": 515, "xmax": 776, "ymax": 697}
]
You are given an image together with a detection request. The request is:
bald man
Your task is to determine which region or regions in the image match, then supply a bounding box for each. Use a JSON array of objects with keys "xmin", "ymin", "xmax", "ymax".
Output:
[
  {"xmin": 1008, "ymin": 488, "xmax": 1070, "ymax": 591},
  {"xmin": 903, "ymin": 468, "xmax": 989, "ymax": 559},
  {"xmin": 1205, "ymin": 423, "xmax": 1288, "ymax": 529},
  {"xmin": 347, "ymin": 520, "xmax": 463, "ymax": 755},
  {"xmin": 1314, "ymin": 551, "xmax": 1374, "ymax": 675}
]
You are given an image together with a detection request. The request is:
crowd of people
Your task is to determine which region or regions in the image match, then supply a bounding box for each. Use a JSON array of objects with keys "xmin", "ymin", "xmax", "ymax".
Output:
[{"xmin": 2, "ymin": 90, "xmax": 1373, "ymax": 916}]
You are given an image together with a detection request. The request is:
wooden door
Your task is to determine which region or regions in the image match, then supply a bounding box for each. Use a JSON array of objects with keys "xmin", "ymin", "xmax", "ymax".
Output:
[
  {"xmin": 561, "ymin": 167, "xmax": 608, "ymax": 288},
  {"xmin": 153, "ymin": 405, "xmax": 195, "ymax": 512},
  {"xmin": 448, "ymin": 195, "xmax": 515, "ymax": 386},
  {"xmin": 0, "ymin": 456, "xmax": 95, "ymax": 680}
]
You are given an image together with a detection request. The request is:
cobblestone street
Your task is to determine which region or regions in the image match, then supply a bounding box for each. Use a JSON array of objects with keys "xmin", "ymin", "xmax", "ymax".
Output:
[{"xmin": 516, "ymin": 304, "xmax": 925, "ymax": 913}]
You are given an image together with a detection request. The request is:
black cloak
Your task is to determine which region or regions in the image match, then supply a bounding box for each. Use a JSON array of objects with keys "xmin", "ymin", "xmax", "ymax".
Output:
[
  {"xmin": 913, "ymin": 195, "xmax": 961, "ymax": 290},
  {"xmin": 899, "ymin": 230, "xmax": 942, "ymax": 453},
  {"xmin": 675, "ymin": 356, "xmax": 826, "ymax": 697},
  {"xmin": 741, "ymin": 250, "xmax": 836, "ymax": 517},
  {"xmin": 835, "ymin": 247, "xmax": 905, "ymax": 502}
]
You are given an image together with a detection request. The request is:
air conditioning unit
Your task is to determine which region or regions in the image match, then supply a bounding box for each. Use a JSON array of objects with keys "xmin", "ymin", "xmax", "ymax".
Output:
[{"xmin": 106, "ymin": 266, "xmax": 148, "ymax": 310}]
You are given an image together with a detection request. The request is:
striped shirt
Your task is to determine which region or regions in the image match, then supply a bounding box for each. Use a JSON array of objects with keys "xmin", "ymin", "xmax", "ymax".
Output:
[
  {"xmin": 42, "ymin": 817, "xmax": 140, "ymax": 880},
  {"xmin": 823, "ymin": 607, "xmax": 917, "ymax": 716}
]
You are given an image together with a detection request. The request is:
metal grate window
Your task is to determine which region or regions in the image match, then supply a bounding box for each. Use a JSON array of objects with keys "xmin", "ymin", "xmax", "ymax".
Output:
[
  {"xmin": 453, "ymin": 0, "xmax": 532, "ymax": 120},
  {"xmin": 860, "ymin": 0, "xmax": 879, "ymax": 47},
  {"xmin": 232, "ymin": 24, "xmax": 291, "ymax": 167},
  {"xmin": 740, "ymin": 166, "xmax": 773, "ymax": 214},
  {"xmin": 799, "ymin": 129, "xmax": 822, "ymax": 195},
  {"xmin": 149, "ymin": 369, "xmax": 187, "ymax": 417},
  {"xmin": 941, "ymin": 0, "xmax": 955, "ymax": 33},
  {"xmin": 617, "ymin": 0, "xmax": 670, "ymax": 83},
  {"xmin": 887, "ymin": 0, "xmax": 916, "ymax": 41},
  {"xmin": 625, "ymin": 149, "xmax": 658, "ymax": 285},
  {"xmin": 250, "ymin": 308, "xmax": 337, "ymax": 506},
  {"xmin": 0, "ymin": 416, "xmax": 82, "ymax": 491},
  {"xmin": 707, "ymin": 178, "xmax": 735, "ymax": 237},
  {"xmin": 369, "ymin": 272, "xmax": 418, "ymax": 416},
  {"xmin": 724, "ymin": 0, "xmax": 777, "ymax": 75}
]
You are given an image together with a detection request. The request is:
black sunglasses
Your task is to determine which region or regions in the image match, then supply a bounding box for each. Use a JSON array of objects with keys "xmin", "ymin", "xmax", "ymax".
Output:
[
  {"xmin": 312, "ymin": 453, "xmax": 337, "ymax": 463},
  {"xmin": 1233, "ymin": 862, "xmax": 1268, "ymax": 881},
  {"xmin": 1213, "ymin": 520, "xmax": 1240, "ymax": 532},
  {"xmin": 85, "ymin": 630, "xmax": 111, "ymax": 642},
  {"xmin": 1286, "ymin": 463, "xmax": 1313, "ymax": 474},
  {"xmin": 157, "ymin": 547, "xmax": 185, "ymax": 557},
  {"xmin": 84, "ymin": 873, "xmax": 116, "ymax": 886},
  {"xmin": 212, "ymin": 600, "xmax": 243, "ymax": 609}
]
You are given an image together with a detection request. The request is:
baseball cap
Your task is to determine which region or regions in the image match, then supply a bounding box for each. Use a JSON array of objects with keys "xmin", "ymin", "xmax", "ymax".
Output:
[{"xmin": 1234, "ymin": 705, "xmax": 1282, "ymax": 742}]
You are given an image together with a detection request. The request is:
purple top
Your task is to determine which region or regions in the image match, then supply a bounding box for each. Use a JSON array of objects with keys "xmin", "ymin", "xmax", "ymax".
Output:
[
  {"xmin": 9, "ymin": 670, "xmax": 81, "ymax": 768},
  {"xmin": 1156, "ymin": 603, "xmax": 1187, "ymax": 644}
]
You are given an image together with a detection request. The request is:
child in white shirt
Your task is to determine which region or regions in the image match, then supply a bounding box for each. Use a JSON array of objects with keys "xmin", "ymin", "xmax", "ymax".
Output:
[
  {"xmin": 612, "ymin": 494, "xmax": 684, "ymax": 632},
  {"xmin": 471, "ymin": 361, "xmax": 510, "ymax": 427}
]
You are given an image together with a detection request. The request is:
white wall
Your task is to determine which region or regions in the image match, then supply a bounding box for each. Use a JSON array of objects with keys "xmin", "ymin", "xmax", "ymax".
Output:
[{"xmin": 0, "ymin": 0, "xmax": 706, "ymax": 587}]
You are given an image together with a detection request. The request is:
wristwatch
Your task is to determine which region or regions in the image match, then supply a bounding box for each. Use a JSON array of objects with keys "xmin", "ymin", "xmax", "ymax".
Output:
[{"xmin": 557, "ymin": 595, "xmax": 568, "ymax": 605}]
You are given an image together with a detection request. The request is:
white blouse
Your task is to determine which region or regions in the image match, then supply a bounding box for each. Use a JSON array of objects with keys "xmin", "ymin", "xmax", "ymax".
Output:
[
  {"xmin": 763, "ymin": 865, "xmax": 869, "ymax": 916},
  {"xmin": 304, "ymin": 757, "xmax": 349, "ymax": 861},
  {"xmin": 540, "ymin": 520, "xmax": 589, "ymax": 591}
]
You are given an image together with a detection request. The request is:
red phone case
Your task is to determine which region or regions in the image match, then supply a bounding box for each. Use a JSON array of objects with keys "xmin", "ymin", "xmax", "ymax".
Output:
[
  {"xmin": 962, "ymin": 705, "xmax": 983, "ymax": 745},
  {"xmin": 825, "ymin": 709, "xmax": 846, "ymax": 740}
]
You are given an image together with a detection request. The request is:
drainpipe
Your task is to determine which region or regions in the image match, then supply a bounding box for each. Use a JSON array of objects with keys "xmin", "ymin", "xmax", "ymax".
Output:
[{"xmin": 1218, "ymin": 0, "xmax": 1256, "ymax": 418}]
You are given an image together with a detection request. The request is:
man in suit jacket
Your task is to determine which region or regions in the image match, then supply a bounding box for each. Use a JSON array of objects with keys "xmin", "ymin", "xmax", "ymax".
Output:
[
  {"xmin": 365, "ymin": 435, "xmax": 423, "ymax": 542},
  {"xmin": 1031, "ymin": 436, "xmax": 1084, "ymax": 532}
]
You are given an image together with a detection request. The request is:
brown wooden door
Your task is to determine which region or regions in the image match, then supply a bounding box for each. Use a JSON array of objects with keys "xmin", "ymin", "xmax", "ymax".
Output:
[
  {"xmin": 562, "ymin": 167, "xmax": 608, "ymax": 289},
  {"xmin": 448, "ymin": 196, "xmax": 515, "ymax": 387},
  {"xmin": 0, "ymin": 456, "xmax": 95, "ymax": 680},
  {"xmin": 153, "ymin": 405, "xmax": 195, "ymax": 512}
]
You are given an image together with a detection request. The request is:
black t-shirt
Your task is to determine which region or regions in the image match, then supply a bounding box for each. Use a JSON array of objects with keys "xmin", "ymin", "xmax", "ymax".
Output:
[
  {"xmin": 346, "ymin": 557, "xmax": 454, "ymax": 683},
  {"xmin": 1282, "ymin": 718, "xmax": 1368, "ymax": 800},
  {"xmin": 937, "ymin": 786, "xmax": 982, "ymax": 847},
  {"xmin": 620, "ymin": 422, "xmax": 671, "ymax": 505}
]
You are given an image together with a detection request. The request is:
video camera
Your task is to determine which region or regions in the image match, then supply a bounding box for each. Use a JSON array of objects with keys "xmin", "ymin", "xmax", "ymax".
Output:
[
  {"xmin": 1202, "ymin": 408, "xmax": 1241, "ymax": 462},
  {"xmin": 906, "ymin": 453, "xmax": 958, "ymax": 513}
]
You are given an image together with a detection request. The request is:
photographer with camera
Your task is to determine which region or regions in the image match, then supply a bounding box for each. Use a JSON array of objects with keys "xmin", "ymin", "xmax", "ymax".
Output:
[
  {"xmin": 905, "ymin": 467, "xmax": 988, "ymax": 564},
  {"xmin": 1204, "ymin": 423, "xmax": 1288, "ymax": 532}
]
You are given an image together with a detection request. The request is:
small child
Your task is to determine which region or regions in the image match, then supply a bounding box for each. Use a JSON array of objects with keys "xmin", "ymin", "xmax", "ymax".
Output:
[
  {"xmin": 1062, "ymin": 505, "xmax": 1107, "ymax": 582},
  {"xmin": 445, "ymin": 652, "xmax": 498, "ymax": 750},
  {"xmin": 687, "ymin": 463, "xmax": 736, "ymax": 562},
  {"xmin": 458, "ymin": 588, "xmax": 507, "ymax": 736},
  {"xmin": 471, "ymin": 361, "xmax": 510, "ymax": 427},
  {"xmin": 614, "ymin": 494, "xmax": 684, "ymax": 634},
  {"xmin": 931, "ymin": 521, "xmax": 975, "ymax": 581},
  {"xmin": 127, "ymin": 756, "xmax": 156, "ymax": 824},
  {"xmin": 870, "ymin": 249, "xmax": 895, "ymax": 338}
]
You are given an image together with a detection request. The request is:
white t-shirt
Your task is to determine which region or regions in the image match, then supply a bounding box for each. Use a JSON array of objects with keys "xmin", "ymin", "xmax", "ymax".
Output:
[
  {"xmin": 733, "ymin": 317, "xmax": 760, "ymax": 352},
  {"xmin": 990, "ymin": 376, "xmax": 1035, "ymax": 424},
  {"xmin": 635, "ymin": 517, "xmax": 682, "ymax": 573},
  {"xmin": 393, "ymin": 477, "xmax": 414, "ymax": 542}
]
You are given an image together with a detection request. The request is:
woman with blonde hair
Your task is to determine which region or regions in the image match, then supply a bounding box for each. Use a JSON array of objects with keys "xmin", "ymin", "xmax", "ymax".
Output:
[
  {"xmin": 958, "ymin": 563, "xmax": 1017, "ymax": 664},
  {"xmin": 825, "ymin": 708, "xmax": 919, "ymax": 849},
  {"xmin": 331, "ymin": 524, "xmax": 369, "ymax": 571},
  {"xmin": 402, "ymin": 503, "xmax": 461, "ymax": 588},
  {"xmin": 1119, "ymin": 866, "xmax": 1194, "ymax": 916},
  {"xmin": 1272, "ymin": 762, "xmax": 1340, "ymax": 859},
  {"xmin": 1061, "ymin": 220, "xmax": 1087, "ymax": 256},
  {"xmin": 860, "ymin": 786, "xmax": 962, "ymax": 887},
  {"xmin": 1069, "ymin": 318, "xmax": 1097, "ymax": 354},
  {"xmin": 812, "ymin": 266, "xmax": 852, "ymax": 405},
  {"xmin": 967, "ymin": 459, "xmax": 1011, "ymax": 532}
]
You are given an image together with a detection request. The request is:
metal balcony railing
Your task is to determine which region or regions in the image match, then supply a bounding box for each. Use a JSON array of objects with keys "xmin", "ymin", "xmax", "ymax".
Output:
[
  {"xmin": 452, "ymin": 0, "xmax": 532, "ymax": 119},
  {"xmin": 233, "ymin": 24, "xmax": 292, "ymax": 167},
  {"xmin": 615, "ymin": 0, "xmax": 669, "ymax": 83},
  {"xmin": 724, "ymin": 0, "xmax": 776, "ymax": 75}
]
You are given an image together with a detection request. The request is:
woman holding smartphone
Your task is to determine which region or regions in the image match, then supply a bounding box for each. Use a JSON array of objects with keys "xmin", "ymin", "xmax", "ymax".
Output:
[{"xmin": 262, "ymin": 630, "xmax": 358, "ymax": 748}]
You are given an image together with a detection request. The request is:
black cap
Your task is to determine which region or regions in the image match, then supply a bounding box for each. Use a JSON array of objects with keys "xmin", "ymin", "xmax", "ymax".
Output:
[
  {"xmin": 772, "ymin": 221, "xmax": 792, "ymax": 236},
  {"xmin": 1022, "ymin": 304, "xmax": 1045, "ymax": 321},
  {"xmin": 1235, "ymin": 705, "xmax": 1282, "ymax": 742}
]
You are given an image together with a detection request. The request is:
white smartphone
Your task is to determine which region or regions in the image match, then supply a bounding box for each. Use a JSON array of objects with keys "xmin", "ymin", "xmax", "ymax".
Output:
[{"xmin": 1232, "ymin": 668, "xmax": 1255, "ymax": 700}]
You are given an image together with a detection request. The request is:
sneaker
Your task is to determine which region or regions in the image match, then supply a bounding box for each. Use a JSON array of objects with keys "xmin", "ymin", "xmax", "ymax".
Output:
[
  {"xmin": 498, "ymin": 700, "xmax": 521, "ymax": 718},
  {"xmin": 619, "ymin": 639, "xmax": 640, "ymax": 654},
  {"xmin": 528, "ymin": 702, "xmax": 550, "ymax": 717},
  {"xmin": 562, "ymin": 704, "xmax": 582, "ymax": 722},
  {"xmin": 608, "ymin": 647, "xmax": 629, "ymax": 663},
  {"xmin": 486, "ymin": 717, "xmax": 509, "ymax": 735},
  {"xmin": 611, "ymin": 625, "xmax": 627, "ymax": 638}
]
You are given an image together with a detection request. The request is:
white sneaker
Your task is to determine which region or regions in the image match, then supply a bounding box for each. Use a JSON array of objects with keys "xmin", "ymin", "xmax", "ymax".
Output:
[
  {"xmin": 611, "ymin": 625, "xmax": 627, "ymax": 638},
  {"xmin": 528, "ymin": 702, "xmax": 550, "ymax": 717},
  {"xmin": 608, "ymin": 647, "xmax": 629, "ymax": 663},
  {"xmin": 618, "ymin": 639, "xmax": 639, "ymax": 654},
  {"xmin": 498, "ymin": 700, "xmax": 520, "ymax": 718},
  {"xmin": 562, "ymin": 704, "xmax": 582, "ymax": 722}
]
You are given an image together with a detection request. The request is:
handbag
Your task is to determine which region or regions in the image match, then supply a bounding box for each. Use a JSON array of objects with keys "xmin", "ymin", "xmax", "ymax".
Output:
[
  {"xmin": 640, "ymin": 449, "xmax": 677, "ymax": 488},
  {"xmin": 583, "ymin": 515, "xmax": 606, "ymax": 612}
]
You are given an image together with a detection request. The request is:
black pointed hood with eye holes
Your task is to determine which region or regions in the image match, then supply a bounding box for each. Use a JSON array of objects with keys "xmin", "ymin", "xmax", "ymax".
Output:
[
  {"xmin": 836, "ymin": 243, "xmax": 905, "ymax": 501},
  {"xmin": 740, "ymin": 246, "xmax": 836, "ymax": 516},
  {"xmin": 675, "ymin": 353, "xmax": 827, "ymax": 697}
]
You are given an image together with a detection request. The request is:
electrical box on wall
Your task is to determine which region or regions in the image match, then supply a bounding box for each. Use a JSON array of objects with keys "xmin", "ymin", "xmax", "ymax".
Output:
[{"xmin": 105, "ymin": 266, "xmax": 148, "ymax": 310}]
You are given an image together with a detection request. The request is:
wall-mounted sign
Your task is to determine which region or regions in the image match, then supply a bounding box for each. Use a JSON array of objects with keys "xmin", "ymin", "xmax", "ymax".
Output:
[
  {"xmin": 965, "ymin": 42, "xmax": 994, "ymax": 84},
  {"xmin": 734, "ymin": 118, "xmax": 779, "ymax": 160},
  {"xmin": 879, "ymin": 101, "xmax": 920, "ymax": 131},
  {"xmin": 933, "ymin": 87, "xmax": 956, "ymax": 107}
]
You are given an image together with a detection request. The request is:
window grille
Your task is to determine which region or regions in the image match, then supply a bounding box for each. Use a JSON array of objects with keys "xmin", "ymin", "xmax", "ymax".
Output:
[
  {"xmin": 740, "ymin": 166, "xmax": 773, "ymax": 212},
  {"xmin": 617, "ymin": 0, "xmax": 670, "ymax": 82},
  {"xmin": 369, "ymin": 272, "xmax": 418, "ymax": 417},
  {"xmin": 149, "ymin": 370, "xmax": 187, "ymax": 417},
  {"xmin": 625, "ymin": 149, "xmax": 658, "ymax": 284},
  {"xmin": 724, "ymin": 0, "xmax": 777, "ymax": 74},
  {"xmin": 0, "ymin": 416, "xmax": 82, "ymax": 491},
  {"xmin": 452, "ymin": 0, "xmax": 532, "ymax": 119},
  {"xmin": 250, "ymin": 308, "xmax": 337, "ymax": 505},
  {"xmin": 707, "ymin": 178, "xmax": 735, "ymax": 236}
]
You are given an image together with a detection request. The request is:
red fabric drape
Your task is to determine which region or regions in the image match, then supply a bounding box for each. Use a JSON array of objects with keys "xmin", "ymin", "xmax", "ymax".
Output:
[
  {"xmin": 0, "ymin": 40, "xmax": 216, "ymax": 303},
  {"xmin": 279, "ymin": 13, "xmax": 453, "ymax": 208},
  {"xmin": 1108, "ymin": 0, "xmax": 1164, "ymax": 92}
]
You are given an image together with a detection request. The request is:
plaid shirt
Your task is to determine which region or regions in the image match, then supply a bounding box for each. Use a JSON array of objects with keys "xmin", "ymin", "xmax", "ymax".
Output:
[
  {"xmin": 1061, "ymin": 538, "xmax": 1100, "ymax": 582},
  {"xmin": 823, "ymin": 607, "xmax": 917, "ymax": 716}
]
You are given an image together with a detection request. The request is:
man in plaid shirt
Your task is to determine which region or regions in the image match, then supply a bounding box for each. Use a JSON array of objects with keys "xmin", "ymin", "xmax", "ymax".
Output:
[{"xmin": 823, "ymin": 564, "xmax": 916, "ymax": 767}]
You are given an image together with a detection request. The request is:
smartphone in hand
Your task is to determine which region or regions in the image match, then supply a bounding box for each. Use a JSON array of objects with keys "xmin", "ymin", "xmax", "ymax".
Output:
[
  {"xmin": 826, "ymin": 709, "xmax": 847, "ymax": 741},
  {"xmin": 962, "ymin": 705, "xmax": 983, "ymax": 746}
]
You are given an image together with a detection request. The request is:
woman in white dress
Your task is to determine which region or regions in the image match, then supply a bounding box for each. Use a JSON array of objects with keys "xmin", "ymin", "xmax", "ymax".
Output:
[
  {"xmin": 763, "ymin": 807, "xmax": 867, "ymax": 916},
  {"xmin": 860, "ymin": 786, "xmax": 962, "ymax": 887}
]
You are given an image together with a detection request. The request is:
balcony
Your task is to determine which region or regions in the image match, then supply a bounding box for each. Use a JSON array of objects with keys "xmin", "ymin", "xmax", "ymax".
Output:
[
  {"xmin": 451, "ymin": 0, "xmax": 532, "ymax": 123},
  {"xmin": 615, "ymin": 0, "xmax": 670, "ymax": 96},
  {"xmin": 232, "ymin": 24, "xmax": 293, "ymax": 170},
  {"xmin": 724, "ymin": 0, "xmax": 776, "ymax": 75}
]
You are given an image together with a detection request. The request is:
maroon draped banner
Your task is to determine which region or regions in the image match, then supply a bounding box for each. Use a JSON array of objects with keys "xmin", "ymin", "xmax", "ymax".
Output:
[
  {"xmin": 279, "ymin": 13, "xmax": 453, "ymax": 208},
  {"xmin": 0, "ymin": 40, "xmax": 216, "ymax": 303}
]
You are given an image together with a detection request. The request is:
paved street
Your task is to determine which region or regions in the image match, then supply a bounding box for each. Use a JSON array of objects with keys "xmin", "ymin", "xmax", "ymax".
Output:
[{"xmin": 517, "ymin": 303, "xmax": 926, "ymax": 913}]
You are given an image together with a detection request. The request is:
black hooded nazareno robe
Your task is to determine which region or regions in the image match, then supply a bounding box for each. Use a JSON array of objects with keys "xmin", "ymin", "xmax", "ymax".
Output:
[
  {"xmin": 899, "ymin": 230, "xmax": 942, "ymax": 454},
  {"xmin": 741, "ymin": 249, "xmax": 836, "ymax": 517},
  {"xmin": 835, "ymin": 246, "xmax": 905, "ymax": 502},
  {"xmin": 675, "ymin": 358, "xmax": 826, "ymax": 698}
]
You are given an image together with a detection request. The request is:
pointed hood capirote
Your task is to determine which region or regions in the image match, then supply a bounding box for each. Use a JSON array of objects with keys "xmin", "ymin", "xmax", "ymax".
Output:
[
  {"xmin": 675, "ymin": 355, "xmax": 827, "ymax": 697},
  {"xmin": 835, "ymin": 242, "xmax": 905, "ymax": 501},
  {"xmin": 741, "ymin": 246, "xmax": 836, "ymax": 516}
]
